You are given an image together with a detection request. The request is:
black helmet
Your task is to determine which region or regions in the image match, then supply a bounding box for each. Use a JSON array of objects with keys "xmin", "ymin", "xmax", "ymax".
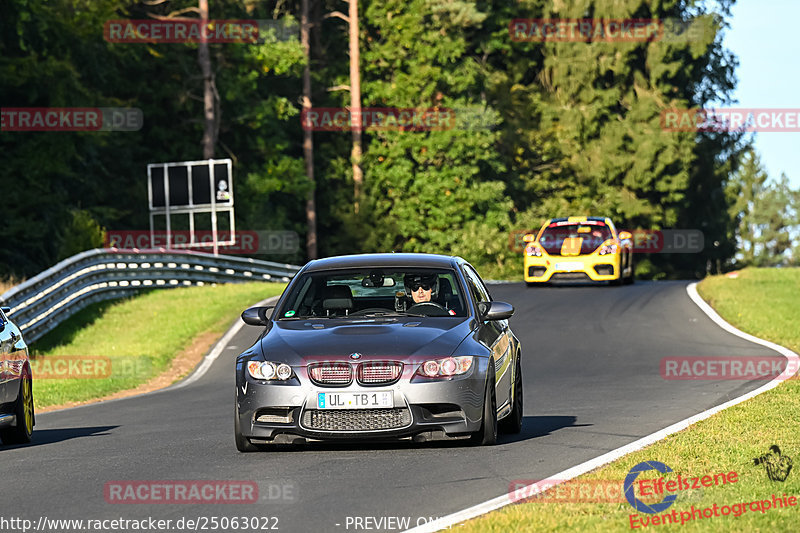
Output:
[{"xmin": 403, "ymin": 273, "xmax": 438, "ymax": 298}]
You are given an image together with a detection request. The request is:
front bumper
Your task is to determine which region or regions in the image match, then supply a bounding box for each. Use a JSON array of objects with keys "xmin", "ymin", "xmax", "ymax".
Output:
[
  {"xmin": 524, "ymin": 253, "xmax": 620, "ymax": 283},
  {"xmin": 236, "ymin": 358, "xmax": 489, "ymax": 443}
]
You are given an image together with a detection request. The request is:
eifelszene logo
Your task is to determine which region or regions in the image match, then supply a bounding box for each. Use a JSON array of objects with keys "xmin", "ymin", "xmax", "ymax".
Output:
[{"xmin": 624, "ymin": 461, "xmax": 678, "ymax": 514}]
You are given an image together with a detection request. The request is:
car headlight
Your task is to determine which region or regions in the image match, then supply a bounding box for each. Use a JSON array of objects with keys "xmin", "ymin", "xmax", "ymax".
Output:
[
  {"xmin": 247, "ymin": 361, "xmax": 294, "ymax": 381},
  {"xmin": 599, "ymin": 244, "xmax": 618, "ymax": 255},
  {"xmin": 414, "ymin": 356, "xmax": 473, "ymax": 378},
  {"xmin": 525, "ymin": 244, "xmax": 543, "ymax": 257}
]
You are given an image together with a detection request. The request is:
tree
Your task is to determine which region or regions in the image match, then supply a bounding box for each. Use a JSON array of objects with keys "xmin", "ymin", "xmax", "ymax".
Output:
[
  {"xmin": 728, "ymin": 150, "xmax": 799, "ymax": 267},
  {"xmin": 353, "ymin": 0, "xmax": 514, "ymax": 277},
  {"xmin": 487, "ymin": 0, "xmax": 744, "ymax": 278},
  {"xmin": 0, "ymin": 0, "xmax": 750, "ymax": 280},
  {"xmin": 727, "ymin": 149, "xmax": 768, "ymax": 265},
  {"xmin": 301, "ymin": 0, "xmax": 319, "ymax": 258},
  {"xmin": 324, "ymin": 0, "xmax": 364, "ymax": 212}
]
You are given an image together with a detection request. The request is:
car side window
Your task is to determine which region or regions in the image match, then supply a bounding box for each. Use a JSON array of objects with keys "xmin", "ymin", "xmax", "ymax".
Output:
[
  {"xmin": 606, "ymin": 219, "xmax": 618, "ymax": 238},
  {"xmin": 462, "ymin": 265, "xmax": 490, "ymax": 305}
]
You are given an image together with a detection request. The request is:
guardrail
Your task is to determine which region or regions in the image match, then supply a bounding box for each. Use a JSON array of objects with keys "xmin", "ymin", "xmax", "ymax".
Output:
[{"xmin": 0, "ymin": 248, "xmax": 301, "ymax": 343}]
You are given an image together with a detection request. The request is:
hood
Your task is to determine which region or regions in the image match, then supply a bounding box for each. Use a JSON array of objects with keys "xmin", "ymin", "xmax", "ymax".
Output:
[{"xmin": 257, "ymin": 318, "xmax": 472, "ymax": 364}]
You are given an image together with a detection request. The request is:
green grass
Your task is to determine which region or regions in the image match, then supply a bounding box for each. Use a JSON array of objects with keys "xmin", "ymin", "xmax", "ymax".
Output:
[
  {"xmin": 460, "ymin": 267, "xmax": 800, "ymax": 532},
  {"xmin": 30, "ymin": 282, "xmax": 285, "ymax": 408},
  {"xmin": 697, "ymin": 268, "xmax": 800, "ymax": 355}
]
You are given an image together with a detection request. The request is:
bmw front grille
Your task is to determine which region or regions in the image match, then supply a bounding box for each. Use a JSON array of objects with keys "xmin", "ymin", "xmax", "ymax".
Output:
[
  {"xmin": 357, "ymin": 361, "xmax": 402, "ymax": 385},
  {"xmin": 308, "ymin": 361, "xmax": 403, "ymax": 386},
  {"xmin": 308, "ymin": 362, "xmax": 353, "ymax": 385},
  {"xmin": 302, "ymin": 408, "xmax": 412, "ymax": 431}
]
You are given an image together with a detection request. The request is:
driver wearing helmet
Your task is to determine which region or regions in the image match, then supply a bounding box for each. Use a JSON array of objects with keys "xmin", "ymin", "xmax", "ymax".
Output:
[{"xmin": 403, "ymin": 273, "xmax": 438, "ymax": 305}]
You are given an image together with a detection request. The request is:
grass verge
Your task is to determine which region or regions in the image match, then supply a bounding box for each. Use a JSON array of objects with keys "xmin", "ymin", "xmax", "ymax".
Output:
[
  {"xmin": 29, "ymin": 282, "xmax": 285, "ymax": 408},
  {"xmin": 459, "ymin": 267, "xmax": 800, "ymax": 532}
]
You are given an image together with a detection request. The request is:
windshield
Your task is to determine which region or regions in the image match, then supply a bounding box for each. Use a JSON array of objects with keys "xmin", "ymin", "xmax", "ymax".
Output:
[
  {"xmin": 277, "ymin": 268, "xmax": 467, "ymax": 318},
  {"xmin": 539, "ymin": 221, "xmax": 614, "ymax": 255}
]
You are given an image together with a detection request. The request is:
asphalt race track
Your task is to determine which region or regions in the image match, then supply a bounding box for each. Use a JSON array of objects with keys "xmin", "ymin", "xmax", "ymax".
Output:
[{"xmin": 1, "ymin": 281, "xmax": 785, "ymax": 532}]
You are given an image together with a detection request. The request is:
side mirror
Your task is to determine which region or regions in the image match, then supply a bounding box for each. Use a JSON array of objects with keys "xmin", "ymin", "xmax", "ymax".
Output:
[
  {"xmin": 241, "ymin": 306, "xmax": 274, "ymax": 326},
  {"xmin": 522, "ymin": 234, "xmax": 536, "ymax": 242},
  {"xmin": 480, "ymin": 301, "xmax": 514, "ymax": 321},
  {"xmin": 1, "ymin": 306, "xmax": 10, "ymax": 314},
  {"xmin": 618, "ymin": 231, "xmax": 632, "ymax": 241}
]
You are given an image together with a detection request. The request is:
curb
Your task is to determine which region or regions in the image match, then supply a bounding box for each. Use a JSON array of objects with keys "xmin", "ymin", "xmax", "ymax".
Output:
[
  {"xmin": 172, "ymin": 295, "xmax": 279, "ymax": 389},
  {"xmin": 35, "ymin": 295, "xmax": 279, "ymax": 414},
  {"xmin": 401, "ymin": 281, "xmax": 800, "ymax": 532}
]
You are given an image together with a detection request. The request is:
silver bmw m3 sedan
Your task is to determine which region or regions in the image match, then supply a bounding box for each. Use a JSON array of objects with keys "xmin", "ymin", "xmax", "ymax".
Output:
[{"xmin": 234, "ymin": 253, "xmax": 523, "ymax": 451}]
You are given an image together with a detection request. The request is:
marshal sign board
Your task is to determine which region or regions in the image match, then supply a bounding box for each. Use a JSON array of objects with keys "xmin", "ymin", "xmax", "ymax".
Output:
[
  {"xmin": 147, "ymin": 159, "xmax": 234, "ymax": 255},
  {"xmin": 148, "ymin": 159, "xmax": 232, "ymax": 209}
]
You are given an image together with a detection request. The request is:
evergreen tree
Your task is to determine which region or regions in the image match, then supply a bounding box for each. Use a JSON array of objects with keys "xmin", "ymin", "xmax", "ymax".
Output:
[
  {"xmin": 727, "ymin": 151, "xmax": 799, "ymax": 267},
  {"xmin": 353, "ymin": 0, "xmax": 514, "ymax": 277}
]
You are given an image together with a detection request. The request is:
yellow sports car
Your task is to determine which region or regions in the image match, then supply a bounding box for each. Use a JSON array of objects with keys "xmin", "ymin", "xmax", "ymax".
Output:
[{"xmin": 523, "ymin": 217, "xmax": 634, "ymax": 285}]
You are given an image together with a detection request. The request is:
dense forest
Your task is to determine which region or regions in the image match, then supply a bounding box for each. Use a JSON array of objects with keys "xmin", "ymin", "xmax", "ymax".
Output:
[{"xmin": 2, "ymin": 0, "xmax": 798, "ymax": 280}]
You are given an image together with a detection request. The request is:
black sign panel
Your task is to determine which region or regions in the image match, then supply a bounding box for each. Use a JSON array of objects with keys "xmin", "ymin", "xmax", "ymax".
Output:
[{"xmin": 149, "ymin": 160, "xmax": 232, "ymax": 208}]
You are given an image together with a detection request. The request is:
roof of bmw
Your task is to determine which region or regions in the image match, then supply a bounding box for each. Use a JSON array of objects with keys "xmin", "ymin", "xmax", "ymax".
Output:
[{"xmin": 302, "ymin": 253, "xmax": 464, "ymax": 272}]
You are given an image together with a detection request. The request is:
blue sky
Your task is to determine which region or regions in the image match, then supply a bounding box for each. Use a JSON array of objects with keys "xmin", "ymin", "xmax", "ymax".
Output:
[{"xmin": 724, "ymin": 0, "xmax": 800, "ymax": 187}]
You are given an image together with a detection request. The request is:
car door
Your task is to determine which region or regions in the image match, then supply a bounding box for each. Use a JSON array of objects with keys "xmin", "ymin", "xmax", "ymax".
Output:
[
  {"xmin": 610, "ymin": 220, "xmax": 632, "ymax": 277},
  {"xmin": 461, "ymin": 265, "xmax": 513, "ymax": 412}
]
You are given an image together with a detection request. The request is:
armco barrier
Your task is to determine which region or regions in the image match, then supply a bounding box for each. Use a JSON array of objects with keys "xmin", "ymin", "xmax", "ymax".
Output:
[{"xmin": 0, "ymin": 248, "xmax": 301, "ymax": 343}]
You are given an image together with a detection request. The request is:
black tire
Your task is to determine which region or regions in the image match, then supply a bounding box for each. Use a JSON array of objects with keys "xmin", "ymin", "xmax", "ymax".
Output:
[
  {"xmin": 499, "ymin": 354, "xmax": 523, "ymax": 434},
  {"xmin": 0, "ymin": 376, "xmax": 34, "ymax": 445},
  {"xmin": 470, "ymin": 368, "xmax": 497, "ymax": 446},
  {"xmin": 624, "ymin": 259, "xmax": 635, "ymax": 284},
  {"xmin": 234, "ymin": 404, "xmax": 262, "ymax": 452}
]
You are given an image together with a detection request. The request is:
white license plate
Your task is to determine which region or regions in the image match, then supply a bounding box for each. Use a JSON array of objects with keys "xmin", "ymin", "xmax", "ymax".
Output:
[
  {"xmin": 317, "ymin": 391, "xmax": 393, "ymax": 409},
  {"xmin": 555, "ymin": 261, "xmax": 583, "ymax": 271}
]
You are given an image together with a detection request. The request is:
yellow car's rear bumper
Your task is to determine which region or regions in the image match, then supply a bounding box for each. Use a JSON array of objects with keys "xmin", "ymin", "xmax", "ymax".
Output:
[{"xmin": 524, "ymin": 253, "xmax": 621, "ymax": 283}]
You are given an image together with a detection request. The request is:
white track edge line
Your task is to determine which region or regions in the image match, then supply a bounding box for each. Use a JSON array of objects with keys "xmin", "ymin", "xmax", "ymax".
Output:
[
  {"xmin": 402, "ymin": 281, "xmax": 800, "ymax": 533},
  {"xmin": 37, "ymin": 295, "xmax": 280, "ymax": 413},
  {"xmin": 172, "ymin": 295, "xmax": 280, "ymax": 389}
]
